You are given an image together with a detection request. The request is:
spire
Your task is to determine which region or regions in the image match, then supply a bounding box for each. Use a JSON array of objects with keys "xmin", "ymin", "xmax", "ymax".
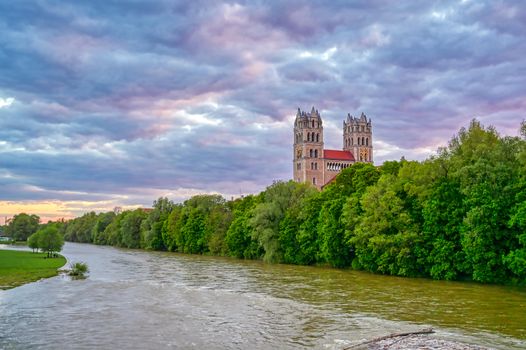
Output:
[
  {"xmin": 360, "ymin": 112, "xmax": 367, "ymax": 121},
  {"xmin": 309, "ymin": 106, "xmax": 316, "ymax": 118}
]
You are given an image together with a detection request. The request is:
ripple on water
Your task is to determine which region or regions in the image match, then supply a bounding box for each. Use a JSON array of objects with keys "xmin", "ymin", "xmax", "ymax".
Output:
[{"xmin": 1, "ymin": 242, "xmax": 525, "ymax": 350}]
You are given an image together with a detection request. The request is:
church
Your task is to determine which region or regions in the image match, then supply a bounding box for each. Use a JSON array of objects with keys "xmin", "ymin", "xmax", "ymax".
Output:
[{"xmin": 293, "ymin": 107, "xmax": 373, "ymax": 190}]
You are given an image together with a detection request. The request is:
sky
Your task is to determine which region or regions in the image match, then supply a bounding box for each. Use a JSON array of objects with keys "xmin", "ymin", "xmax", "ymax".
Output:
[{"xmin": 1, "ymin": 0, "xmax": 525, "ymax": 222}]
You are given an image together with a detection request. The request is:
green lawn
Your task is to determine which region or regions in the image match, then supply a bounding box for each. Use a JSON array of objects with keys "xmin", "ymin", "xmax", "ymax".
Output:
[{"xmin": 0, "ymin": 250, "xmax": 66, "ymax": 290}]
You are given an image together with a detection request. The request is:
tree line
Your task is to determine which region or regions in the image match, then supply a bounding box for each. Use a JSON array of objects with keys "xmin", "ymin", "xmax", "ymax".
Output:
[
  {"xmin": 5, "ymin": 120, "xmax": 526, "ymax": 284},
  {"xmin": 2, "ymin": 214, "xmax": 64, "ymax": 257}
]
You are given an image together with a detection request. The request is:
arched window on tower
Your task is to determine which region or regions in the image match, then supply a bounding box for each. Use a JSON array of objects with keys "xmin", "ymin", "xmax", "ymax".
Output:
[
  {"xmin": 310, "ymin": 149, "xmax": 313, "ymax": 157},
  {"xmin": 316, "ymin": 133, "xmax": 319, "ymax": 142},
  {"xmin": 311, "ymin": 120, "xmax": 315, "ymax": 128},
  {"xmin": 314, "ymin": 149, "xmax": 318, "ymax": 158},
  {"xmin": 362, "ymin": 137, "xmax": 365, "ymax": 145},
  {"xmin": 366, "ymin": 138, "xmax": 369, "ymax": 146}
]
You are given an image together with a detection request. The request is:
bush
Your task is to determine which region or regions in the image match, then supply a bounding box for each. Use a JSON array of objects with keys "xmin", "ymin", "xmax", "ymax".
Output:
[{"xmin": 69, "ymin": 262, "xmax": 89, "ymax": 277}]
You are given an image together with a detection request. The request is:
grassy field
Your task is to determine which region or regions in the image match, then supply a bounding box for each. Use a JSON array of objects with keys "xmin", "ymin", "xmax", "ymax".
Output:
[{"xmin": 0, "ymin": 250, "xmax": 66, "ymax": 290}]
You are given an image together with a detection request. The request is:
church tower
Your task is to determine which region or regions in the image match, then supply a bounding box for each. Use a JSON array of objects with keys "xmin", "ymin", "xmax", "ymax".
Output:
[
  {"xmin": 293, "ymin": 107, "xmax": 324, "ymax": 188},
  {"xmin": 343, "ymin": 112, "xmax": 373, "ymax": 162}
]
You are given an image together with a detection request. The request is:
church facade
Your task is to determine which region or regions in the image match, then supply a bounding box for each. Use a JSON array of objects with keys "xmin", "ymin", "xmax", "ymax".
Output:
[{"xmin": 293, "ymin": 107, "xmax": 373, "ymax": 190}]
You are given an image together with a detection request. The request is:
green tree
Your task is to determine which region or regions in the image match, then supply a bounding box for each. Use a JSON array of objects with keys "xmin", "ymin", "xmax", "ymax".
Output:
[
  {"xmin": 141, "ymin": 197, "xmax": 175, "ymax": 250},
  {"xmin": 295, "ymin": 191, "xmax": 324, "ymax": 265},
  {"xmin": 161, "ymin": 194, "xmax": 228, "ymax": 255},
  {"xmin": 251, "ymin": 181, "xmax": 312, "ymax": 263},
  {"xmin": 351, "ymin": 175, "xmax": 421, "ymax": 276},
  {"xmin": 503, "ymin": 123, "xmax": 526, "ymax": 281},
  {"xmin": 224, "ymin": 195, "xmax": 261, "ymax": 259},
  {"xmin": 180, "ymin": 208, "xmax": 206, "ymax": 253},
  {"xmin": 64, "ymin": 212, "xmax": 97, "ymax": 243},
  {"xmin": 27, "ymin": 231, "xmax": 41, "ymax": 252},
  {"xmin": 163, "ymin": 205, "xmax": 184, "ymax": 252},
  {"xmin": 421, "ymin": 178, "xmax": 467, "ymax": 280},
  {"xmin": 37, "ymin": 225, "xmax": 64, "ymax": 258},
  {"xmin": 205, "ymin": 205, "xmax": 233, "ymax": 255},
  {"xmin": 6, "ymin": 213, "xmax": 40, "ymax": 241},
  {"xmin": 92, "ymin": 212, "xmax": 116, "ymax": 245},
  {"xmin": 318, "ymin": 197, "xmax": 349, "ymax": 267},
  {"xmin": 319, "ymin": 163, "xmax": 381, "ymax": 268},
  {"xmin": 449, "ymin": 120, "xmax": 521, "ymax": 282},
  {"xmin": 104, "ymin": 211, "xmax": 126, "ymax": 246},
  {"xmin": 120, "ymin": 209, "xmax": 147, "ymax": 249},
  {"xmin": 278, "ymin": 183, "xmax": 317, "ymax": 264}
]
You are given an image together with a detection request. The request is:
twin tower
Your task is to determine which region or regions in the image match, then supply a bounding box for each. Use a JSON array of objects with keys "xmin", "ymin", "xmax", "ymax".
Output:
[{"xmin": 293, "ymin": 107, "xmax": 373, "ymax": 190}]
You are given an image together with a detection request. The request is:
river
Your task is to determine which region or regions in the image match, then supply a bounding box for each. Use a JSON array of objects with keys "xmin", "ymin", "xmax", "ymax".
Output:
[{"xmin": 0, "ymin": 243, "xmax": 525, "ymax": 349}]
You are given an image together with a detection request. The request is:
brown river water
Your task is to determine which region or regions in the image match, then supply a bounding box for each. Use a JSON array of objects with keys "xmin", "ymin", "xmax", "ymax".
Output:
[{"xmin": 0, "ymin": 242, "xmax": 525, "ymax": 349}]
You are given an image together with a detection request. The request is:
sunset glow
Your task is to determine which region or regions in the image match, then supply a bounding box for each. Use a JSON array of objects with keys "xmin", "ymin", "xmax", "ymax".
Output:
[{"xmin": 1, "ymin": 1, "xmax": 525, "ymax": 220}]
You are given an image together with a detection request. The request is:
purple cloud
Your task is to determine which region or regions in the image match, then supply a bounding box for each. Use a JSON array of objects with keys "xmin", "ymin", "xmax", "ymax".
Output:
[{"xmin": 1, "ymin": 0, "xmax": 525, "ymax": 218}]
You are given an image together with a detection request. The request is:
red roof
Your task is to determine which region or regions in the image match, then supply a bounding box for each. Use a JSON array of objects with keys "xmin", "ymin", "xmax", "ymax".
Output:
[{"xmin": 323, "ymin": 149, "xmax": 355, "ymax": 161}]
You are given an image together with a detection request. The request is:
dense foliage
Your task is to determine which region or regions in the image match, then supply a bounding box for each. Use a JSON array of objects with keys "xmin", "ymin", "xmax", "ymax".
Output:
[
  {"xmin": 5, "ymin": 213, "xmax": 40, "ymax": 241},
  {"xmin": 28, "ymin": 223, "xmax": 65, "ymax": 257},
  {"xmin": 69, "ymin": 262, "xmax": 89, "ymax": 277},
  {"xmin": 19, "ymin": 120, "xmax": 526, "ymax": 284}
]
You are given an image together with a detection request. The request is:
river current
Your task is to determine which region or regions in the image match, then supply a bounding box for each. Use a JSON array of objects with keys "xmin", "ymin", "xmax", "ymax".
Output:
[{"xmin": 0, "ymin": 243, "xmax": 525, "ymax": 349}]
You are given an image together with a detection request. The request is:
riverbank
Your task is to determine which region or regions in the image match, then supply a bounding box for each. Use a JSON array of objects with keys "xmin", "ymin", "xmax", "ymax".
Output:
[{"xmin": 0, "ymin": 249, "xmax": 66, "ymax": 289}]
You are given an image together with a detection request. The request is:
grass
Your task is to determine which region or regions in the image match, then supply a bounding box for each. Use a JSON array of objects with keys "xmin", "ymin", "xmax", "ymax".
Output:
[{"xmin": 0, "ymin": 249, "xmax": 66, "ymax": 290}]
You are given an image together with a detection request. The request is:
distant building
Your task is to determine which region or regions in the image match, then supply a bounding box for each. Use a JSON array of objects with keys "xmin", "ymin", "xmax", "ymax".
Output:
[{"xmin": 293, "ymin": 107, "xmax": 373, "ymax": 190}]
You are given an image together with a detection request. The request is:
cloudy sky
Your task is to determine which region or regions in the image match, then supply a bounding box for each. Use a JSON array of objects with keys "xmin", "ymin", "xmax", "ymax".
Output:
[{"xmin": 1, "ymin": 0, "xmax": 525, "ymax": 221}]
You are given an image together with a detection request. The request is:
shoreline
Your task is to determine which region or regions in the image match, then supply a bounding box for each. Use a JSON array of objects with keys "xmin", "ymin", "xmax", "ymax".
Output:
[{"xmin": 0, "ymin": 249, "xmax": 67, "ymax": 290}]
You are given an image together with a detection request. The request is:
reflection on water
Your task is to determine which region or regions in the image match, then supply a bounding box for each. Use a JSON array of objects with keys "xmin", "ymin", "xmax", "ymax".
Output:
[{"xmin": 0, "ymin": 243, "xmax": 525, "ymax": 349}]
